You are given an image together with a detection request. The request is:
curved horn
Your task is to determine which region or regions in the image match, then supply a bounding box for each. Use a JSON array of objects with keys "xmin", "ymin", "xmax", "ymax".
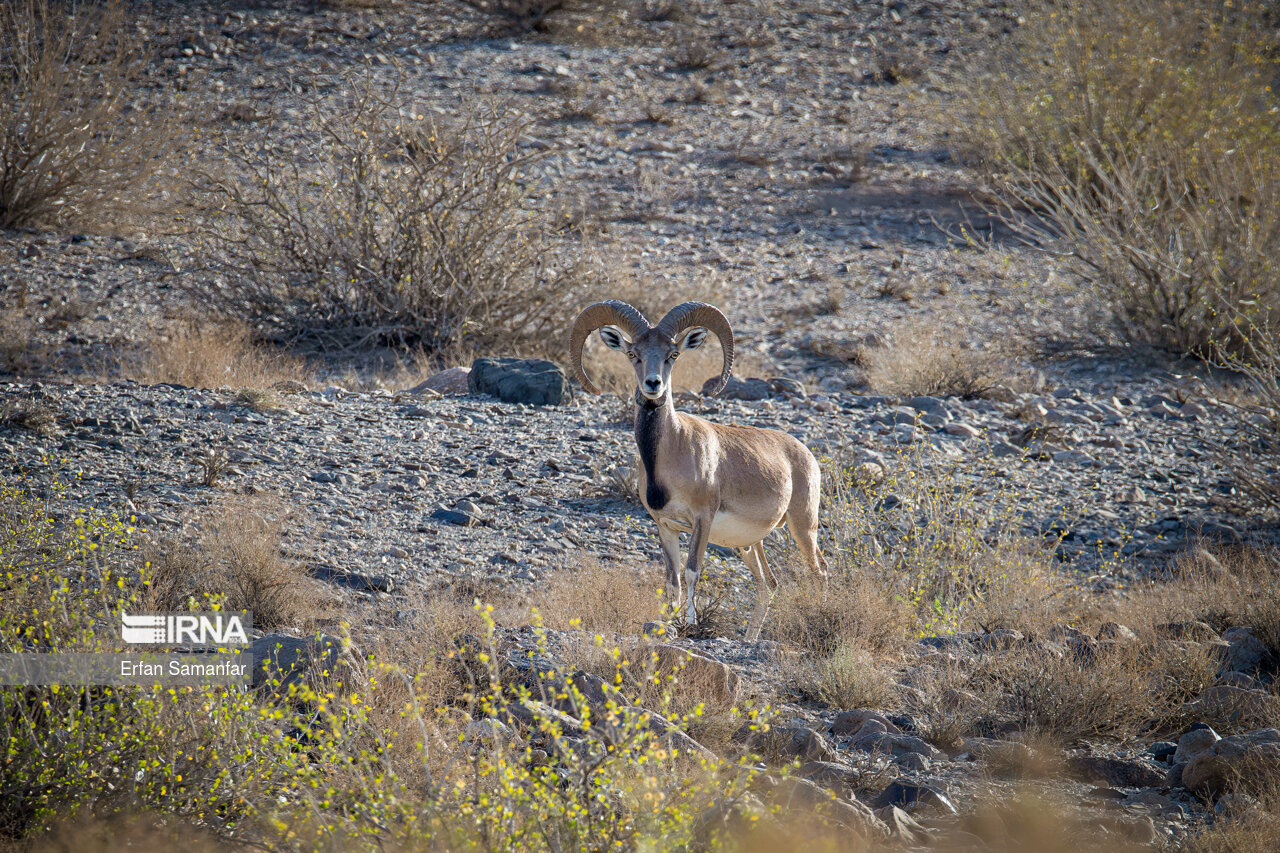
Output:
[
  {"xmin": 568, "ymin": 300, "xmax": 651, "ymax": 395},
  {"xmin": 655, "ymin": 302, "xmax": 734, "ymax": 395}
]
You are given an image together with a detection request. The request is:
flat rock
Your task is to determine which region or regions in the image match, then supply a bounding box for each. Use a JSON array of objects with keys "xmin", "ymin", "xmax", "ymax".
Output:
[
  {"xmin": 707, "ymin": 375, "xmax": 771, "ymax": 401},
  {"xmin": 1066, "ymin": 754, "xmax": 1165, "ymax": 788},
  {"xmin": 408, "ymin": 366, "xmax": 471, "ymax": 395},
  {"xmin": 1173, "ymin": 726, "xmax": 1221, "ymax": 763},
  {"xmin": 874, "ymin": 805, "xmax": 927, "ymax": 844},
  {"xmin": 1222, "ymin": 626, "xmax": 1269, "ymax": 672},
  {"xmin": 831, "ymin": 709, "xmax": 901, "ymax": 736},
  {"xmin": 850, "ymin": 730, "xmax": 940, "ymax": 760},
  {"xmin": 798, "ymin": 760, "xmax": 862, "ymax": 790},
  {"xmin": 1186, "ymin": 686, "xmax": 1276, "ymax": 724}
]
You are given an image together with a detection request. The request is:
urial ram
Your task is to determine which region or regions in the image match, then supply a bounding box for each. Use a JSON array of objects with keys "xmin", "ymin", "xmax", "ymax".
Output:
[{"xmin": 569, "ymin": 300, "xmax": 827, "ymax": 641}]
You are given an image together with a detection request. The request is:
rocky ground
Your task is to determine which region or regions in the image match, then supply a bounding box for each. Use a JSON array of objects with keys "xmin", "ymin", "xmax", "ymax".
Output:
[
  {"xmin": 2, "ymin": 372, "xmax": 1266, "ymax": 600},
  {"xmin": 4, "ymin": 0, "xmax": 1280, "ymax": 849},
  {"xmin": 4, "ymin": 366, "xmax": 1277, "ymax": 846}
]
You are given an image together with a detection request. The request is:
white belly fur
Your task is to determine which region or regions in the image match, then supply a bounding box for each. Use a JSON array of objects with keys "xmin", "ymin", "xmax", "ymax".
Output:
[
  {"xmin": 655, "ymin": 509, "xmax": 777, "ymax": 548},
  {"xmin": 708, "ymin": 509, "xmax": 775, "ymax": 548}
]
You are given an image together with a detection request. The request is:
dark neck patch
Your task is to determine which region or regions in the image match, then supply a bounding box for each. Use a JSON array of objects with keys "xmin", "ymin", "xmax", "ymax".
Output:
[{"xmin": 634, "ymin": 392, "xmax": 668, "ymax": 511}]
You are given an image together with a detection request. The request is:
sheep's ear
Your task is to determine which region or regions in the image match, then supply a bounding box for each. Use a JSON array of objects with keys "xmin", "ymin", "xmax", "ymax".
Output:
[
  {"xmin": 598, "ymin": 326, "xmax": 630, "ymax": 350},
  {"xmin": 678, "ymin": 327, "xmax": 709, "ymax": 351}
]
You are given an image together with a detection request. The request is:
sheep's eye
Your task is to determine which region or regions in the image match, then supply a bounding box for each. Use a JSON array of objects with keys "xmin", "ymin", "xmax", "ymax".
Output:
[
  {"xmin": 668, "ymin": 352, "xmax": 679, "ymax": 361},
  {"xmin": 627, "ymin": 351, "xmax": 638, "ymax": 361}
]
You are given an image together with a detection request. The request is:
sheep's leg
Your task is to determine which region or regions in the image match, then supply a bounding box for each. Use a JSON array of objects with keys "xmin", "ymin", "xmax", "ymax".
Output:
[
  {"xmin": 656, "ymin": 523, "xmax": 683, "ymax": 616},
  {"xmin": 742, "ymin": 542, "xmax": 777, "ymax": 642},
  {"xmin": 683, "ymin": 516, "xmax": 712, "ymax": 628}
]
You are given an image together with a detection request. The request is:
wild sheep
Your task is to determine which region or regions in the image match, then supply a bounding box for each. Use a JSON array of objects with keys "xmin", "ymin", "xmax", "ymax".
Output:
[{"xmin": 570, "ymin": 300, "xmax": 827, "ymax": 640}]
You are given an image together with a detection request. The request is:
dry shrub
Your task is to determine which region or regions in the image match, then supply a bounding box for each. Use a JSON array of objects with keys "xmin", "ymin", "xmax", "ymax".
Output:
[
  {"xmin": 1215, "ymin": 319, "xmax": 1280, "ymax": 516},
  {"xmin": 193, "ymin": 81, "xmax": 587, "ymax": 352},
  {"xmin": 0, "ymin": 397, "xmax": 58, "ymax": 435},
  {"xmin": 0, "ymin": 307, "xmax": 38, "ymax": 373},
  {"xmin": 530, "ymin": 557, "xmax": 663, "ymax": 635},
  {"xmin": 1112, "ymin": 547, "xmax": 1280, "ymax": 659},
  {"xmin": 0, "ymin": 0, "xmax": 181, "ymax": 229},
  {"xmin": 861, "ymin": 319, "xmax": 1021, "ymax": 399},
  {"xmin": 128, "ymin": 321, "xmax": 310, "ymax": 391},
  {"xmin": 909, "ymin": 547, "xmax": 1280, "ymax": 745},
  {"xmin": 794, "ymin": 640, "xmax": 897, "ymax": 711},
  {"xmin": 951, "ymin": 0, "xmax": 1280, "ymax": 354},
  {"xmin": 142, "ymin": 498, "xmax": 324, "ymax": 631},
  {"xmin": 912, "ymin": 639, "xmax": 1200, "ymax": 747},
  {"xmin": 822, "ymin": 445, "xmax": 1065, "ymax": 637},
  {"xmin": 350, "ymin": 594, "xmax": 484, "ymax": 784},
  {"xmin": 566, "ymin": 636, "xmax": 748, "ymax": 756},
  {"xmin": 1184, "ymin": 779, "xmax": 1280, "ymax": 852},
  {"xmin": 981, "ymin": 644, "xmax": 1157, "ymax": 742},
  {"xmin": 769, "ymin": 571, "xmax": 905, "ymax": 656}
]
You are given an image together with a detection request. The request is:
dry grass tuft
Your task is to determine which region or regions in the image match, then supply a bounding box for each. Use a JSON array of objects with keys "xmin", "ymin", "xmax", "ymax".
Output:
[
  {"xmin": 791, "ymin": 639, "xmax": 897, "ymax": 711},
  {"xmin": 128, "ymin": 321, "xmax": 310, "ymax": 391},
  {"xmin": 0, "ymin": 0, "xmax": 183, "ymax": 229},
  {"xmin": 769, "ymin": 570, "xmax": 905, "ymax": 657},
  {"xmin": 861, "ymin": 319, "xmax": 1023, "ymax": 399},
  {"xmin": 903, "ymin": 547, "xmax": 1280, "ymax": 748},
  {"xmin": 143, "ymin": 498, "xmax": 325, "ymax": 631},
  {"xmin": 530, "ymin": 557, "xmax": 663, "ymax": 635},
  {"xmin": 822, "ymin": 445, "xmax": 1066, "ymax": 638},
  {"xmin": 1184, "ymin": 778, "xmax": 1280, "ymax": 852},
  {"xmin": 1112, "ymin": 546, "xmax": 1280, "ymax": 662},
  {"xmin": 980, "ymin": 643, "xmax": 1158, "ymax": 742},
  {"xmin": 0, "ymin": 398, "xmax": 58, "ymax": 435},
  {"xmin": 0, "ymin": 307, "xmax": 40, "ymax": 373}
]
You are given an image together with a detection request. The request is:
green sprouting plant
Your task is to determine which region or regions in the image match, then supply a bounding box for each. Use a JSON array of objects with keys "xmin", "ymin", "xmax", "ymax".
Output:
[
  {"xmin": 819, "ymin": 442, "xmax": 1069, "ymax": 636},
  {"xmin": 2, "ymin": 478, "xmax": 804, "ymax": 851}
]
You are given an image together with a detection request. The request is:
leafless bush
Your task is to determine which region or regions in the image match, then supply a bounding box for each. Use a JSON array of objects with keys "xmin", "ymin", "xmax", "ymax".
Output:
[
  {"xmin": 193, "ymin": 447, "xmax": 229, "ymax": 488},
  {"xmin": 950, "ymin": 0, "xmax": 1280, "ymax": 354},
  {"xmin": 992, "ymin": 139, "xmax": 1280, "ymax": 355},
  {"xmin": 861, "ymin": 319, "xmax": 1022, "ymax": 399},
  {"xmin": 1215, "ymin": 319, "xmax": 1280, "ymax": 514},
  {"xmin": 193, "ymin": 82, "xmax": 587, "ymax": 352},
  {"xmin": 0, "ymin": 0, "xmax": 180, "ymax": 229}
]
